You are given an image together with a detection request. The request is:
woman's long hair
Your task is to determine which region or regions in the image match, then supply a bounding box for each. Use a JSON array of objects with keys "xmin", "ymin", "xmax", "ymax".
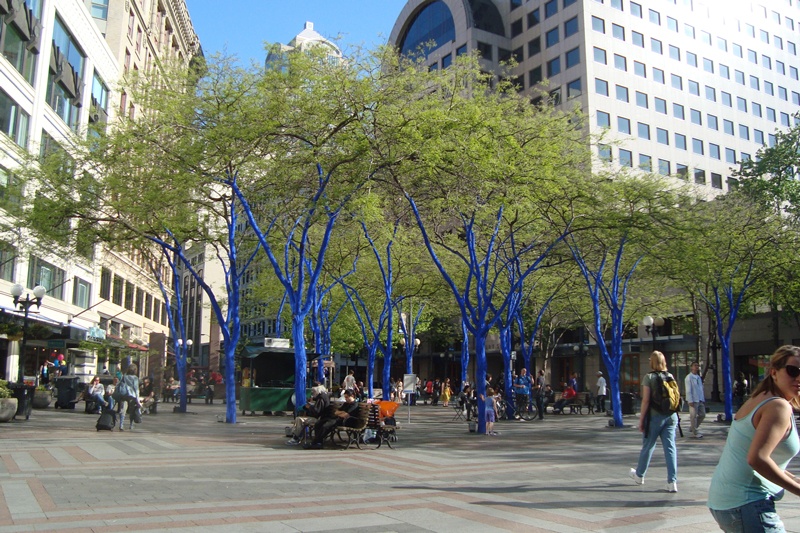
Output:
[
  {"xmin": 751, "ymin": 345, "xmax": 800, "ymax": 408},
  {"xmin": 649, "ymin": 351, "xmax": 667, "ymax": 372}
]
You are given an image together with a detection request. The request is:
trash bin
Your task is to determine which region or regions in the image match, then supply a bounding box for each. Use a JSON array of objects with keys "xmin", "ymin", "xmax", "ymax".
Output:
[
  {"xmin": 54, "ymin": 376, "xmax": 79, "ymax": 409},
  {"xmin": 620, "ymin": 392, "xmax": 635, "ymax": 415},
  {"xmin": 9, "ymin": 383, "xmax": 34, "ymax": 420}
]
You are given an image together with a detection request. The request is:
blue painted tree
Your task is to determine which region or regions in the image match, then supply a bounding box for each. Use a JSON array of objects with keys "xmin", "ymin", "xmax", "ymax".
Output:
[
  {"xmin": 228, "ymin": 165, "xmax": 357, "ymax": 414},
  {"xmin": 309, "ymin": 281, "xmax": 351, "ymax": 384},
  {"xmin": 407, "ymin": 197, "xmax": 566, "ymax": 434},
  {"xmin": 568, "ymin": 235, "xmax": 642, "ymax": 428},
  {"xmin": 148, "ymin": 172, "xmax": 261, "ymax": 422}
]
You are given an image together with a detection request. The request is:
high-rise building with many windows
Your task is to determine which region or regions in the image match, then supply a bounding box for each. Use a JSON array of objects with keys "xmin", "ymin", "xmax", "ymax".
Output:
[
  {"xmin": 390, "ymin": 0, "xmax": 799, "ymax": 191},
  {"xmin": 389, "ymin": 0, "xmax": 800, "ymax": 392}
]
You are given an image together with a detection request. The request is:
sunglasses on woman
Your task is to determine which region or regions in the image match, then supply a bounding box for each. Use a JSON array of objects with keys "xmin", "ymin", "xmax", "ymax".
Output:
[{"xmin": 784, "ymin": 364, "xmax": 800, "ymax": 378}]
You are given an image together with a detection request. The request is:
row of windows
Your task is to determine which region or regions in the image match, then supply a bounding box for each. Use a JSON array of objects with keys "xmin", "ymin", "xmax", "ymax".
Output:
[
  {"xmin": 99, "ymin": 267, "xmax": 165, "ymax": 325},
  {"xmin": 511, "ymin": 0, "xmax": 578, "ymax": 37},
  {"xmin": 596, "ymin": 144, "xmax": 727, "ymax": 190},
  {"xmin": 591, "ymin": 14, "xmax": 800, "ymax": 89},
  {"xmin": 596, "ymin": 111, "xmax": 759, "ymax": 164},
  {"xmin": 593, "ymin": 1, "xmax": 800, "ymax": 81},
  {"xmin": 593, "ymin": 50, "xmax": 800, "ymax": 123},
  {"xmin": 594, "ymin": 75, "xmax": 798, "ymax": 132}
]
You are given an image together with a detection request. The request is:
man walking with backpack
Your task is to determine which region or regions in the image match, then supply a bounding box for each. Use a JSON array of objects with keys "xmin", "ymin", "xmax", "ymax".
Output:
[
  {"xmin": 630, "ymin": 351, "xmax": 680, "ymax": 493},
  {"xmin": 684, "ymin": 362, "xmax": 705, "ymax": 438}
]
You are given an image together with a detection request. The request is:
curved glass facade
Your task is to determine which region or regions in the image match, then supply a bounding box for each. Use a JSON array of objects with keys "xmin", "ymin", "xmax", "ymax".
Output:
[
  {"xmin": 469, "ymin": 0, "xmax": 505, "ymax": 36},
  {"xmin": 400, "ymin": 1, "xmax": 456, "ymax": 56}
]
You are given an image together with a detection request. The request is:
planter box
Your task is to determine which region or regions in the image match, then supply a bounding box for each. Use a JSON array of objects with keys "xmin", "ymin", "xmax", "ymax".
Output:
[
  {"xmin": 0, "ymin": 398, "xmax": 17, "ymax": 422},
  {"xmin": 32, "ymin": 391, "xmax": 52, "ymax": 409}
]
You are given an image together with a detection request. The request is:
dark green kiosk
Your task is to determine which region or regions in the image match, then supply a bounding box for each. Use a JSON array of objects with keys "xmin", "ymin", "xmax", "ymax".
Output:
[{"xmin": 239, "ymin": 343, "xmax": 309, "ymax": 415}]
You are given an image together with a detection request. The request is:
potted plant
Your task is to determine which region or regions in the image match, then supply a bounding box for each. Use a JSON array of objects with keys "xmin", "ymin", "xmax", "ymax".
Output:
[
  {"xmin": 0, "ymin": 380, "xmax": 17, "ymax": 422},
  {"xmin": 32, "ymin": 385, "xmax": 52, "ymax": 409}
]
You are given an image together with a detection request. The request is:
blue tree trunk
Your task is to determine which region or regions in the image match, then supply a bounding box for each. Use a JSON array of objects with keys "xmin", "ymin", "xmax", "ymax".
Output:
[
  {"xmin": 461, "ymin": 322, "xmax": 469, "ymax": 387},
  {"xmin": 292, "ymin": 316, "xmax": 307, "ymax": 415},
  {"xmin": 474, "ymin": 335, "xmax": 488, "ymax": 434}
]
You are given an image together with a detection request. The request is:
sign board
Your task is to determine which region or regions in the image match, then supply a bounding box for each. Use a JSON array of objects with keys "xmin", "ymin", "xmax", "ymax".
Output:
[
  {"xmin": 47, "ymin": 340, "xmax": 65, "ymax": 349},
  {"xmin": 87, "ymin": 326, "xmax": 106, "ymax": 342},
  {"xmin": 403, "ymin": 373, "xmax": 416, "ymax": 394}
]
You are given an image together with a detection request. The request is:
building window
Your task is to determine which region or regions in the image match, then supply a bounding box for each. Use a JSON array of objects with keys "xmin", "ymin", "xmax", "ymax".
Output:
[
  {"xmin": 702, "ymin": 58, "xmax": 713, "ymax": 73},
  {"xmin": 638, "ymin": 122, "xmax": 650, "ymax": 139},
  {"xmin": 732, "ymin": 43, "xmax": 742, "ymax": 58},
  {"xmin": 528, "ymin": 38, "xmax": 541, "ymax": 57},
  {"xmin": 478, "ymin": 41, "xmax": 493, "ymax": 60},
  {"xmin": 707, "ymin": 114, "xmax": 717, "ymax": 130},
  {"xmin": 738, "ymin": 124, "xmax": 749, "ymax": 140},
  {"xmin": 654, "ymin": 97, "xmax": 666, "ymax": 114},
  {"xmin": 764, "ymin": 81, "xmax": 774, "ymax": 95},
  {"xmin": 719, "ymin": 64, "xmax": 730, "ymax": 79},
  {"xmin": 565, "ymin": 17, "xmax": 579, "ymax": 37},
  {"xmin": 721, "ymin": 120, "xmax": 734, "ymax": 136},
  {"xmin": 546, "ymin": 27, "xmax": 560, "ymax": 47},
  {"xmin": 594, "ymin": 47, "xmax": 606, "ymax": 64},
  {"xmin": 567, "ymin": 78, "xmax": 581, "ymax": 98},
  {"xmin": 752, "ymin": 102, "xmax": 762, "ymax": 117},
  {"xmin": 618, "ymin": 116, "xmax": 631, "ymax": 134},
  {"xmin": 686, "ymin": 51, "xmax": 697, "ymax": 67},
  {"xmin": 630, "ymin": 2, "xmax": 642, "ymax": 17},
  {"xmin": 528, "ymin": 8, "xmax": 540, "ymax": 28},
  {"xmin": 619, "ymin": 149, "xmax": 632, "ymax": 167},
  {"xmin": 721, "ymin": 92, "xmax": 732, "ymax": 107},
  {"xmin": 667, "ymin": 16, "xmax": 678, "ymax": 32},
  {"xmin": 653, "ymin": 68, "xmax": 665, "ymax": 84},
  {"xmin": 615, "ymin": 85, "xmax": 629, "ymax": 102},
  {"xmin": 529, "ymin": 66, "xmax": 542, "ymax": 85},
  {"xmin": 632, "ymin": 31, "xmax": 644, "ymax": 47},
  {"xmin": 635, "ymin": 91, "xmax": 647, "ymax": 108},
  {"xmin": 48, "ymin": 17, "xmax": 85, "ymax": 131},
  {"xmin": 597, "ymin": 111, "xmax": 610, "ymax": 127},
  {"xmin": 633, "ymin": 61, "xmax": 645, "ymax": 78},
  {"xmin": 688, "ymin": 80, "xmax": 699, "ymax": 95},
  {"xmin": 511, "ymin": 19, "xmax": 523, "ymax": 37},
  {"xmin": 612, "ymin": 24, "xmax": 625, "ymax": 40},
  {"xmin": 690, "ymin": 109, "xmax": 702, "ymax": 125},
  {"xmin": 442, "ymin": 53, "xmax": 452, "ymax": 68},
  {"xmin": 127, "ymin": 9, "xmax": 135, "ymax": 38},
  {"xmin": 658, "ymin": 159, "xmax": 670, "ymax": 175},
  {"xmin": 545, "ymin": 0, "xmax": 558, "ymax": 18},
  {"xmin": 28, "ymin": 256, "xmax": 66, "ymax": 301},
  {"xmin": 694, "ymin": 169, "xmax": 706, "ymax": 184},
  {"xmin": 144, "ymin": 293, "xmax": 152, "ymax": 319},
  {"xmin": 673, "ymin": 103, "xmax": 684, "ymax": 119},
  {"xmin": 611, "ymin": 0, "xmax": 623, "ymax": 10},
  {"xmin": 736, "ymin": 97, "xmax": 747, "ymax": 112},
  {"xmin": 592, "ymin": 16, "xmax": 605, "ymax": 33},
  {"xmin": 657, "ymin": 128, "xmax": 669, "ymax": 145},
  {"xmin": 639, "ymin": 154, "xmax": 652, "ymax": 171},
  {"xmin": 0, "ymin": 88, "xmax": 29, "ymax": 148},
  {"xmin": 547, "ymin": 57, "xmax": 561, "ymax": 76},
  {"xmin": 91, "ymin": 0, "xmax": 109, "ymax": 19},
  {"xmin": 675, "ymin": 133, "xmax": 687, "ymax": 150},
  {"xmin": 614, "ymin": 54, "xmax": 627, "ymax": 71},
  {"xmin": 692, "ymin": 138, "xmax": 703, "ymax": 155},
  {"xmin": 595, "ymin": 78, "xmax": 609, "ymax": 95},
  {"xmin": 709, "ymin": 143, "xmax": 720, "ymax": 160},
  {"xmin": 676, "ymin": 164, "xmax": 688, "ymax": 179},
  {"xmin": 669, "ymin": 45, "xmax": 680, "ymax": 61},
  {"xmin": 711, "ymin": 173, "xmax": 722, "ymax": 189},
  {"xmin": 649, "ymin": 9, "xmax": 660, "ymax": 25},
  {"xmin": 100, "ymin": 268, "xmax": 111, "ymax": 299},
  {"xmin": 671, "ymin": 74, "xmax": 682, "ymax": 90},
  {"xmin": 124, "ymin": 281, "xmax": 134, "ymax": 310},
  {"xmin": 598, "ymin": 144, "xmax": 612, "ymax": 162},
  {"xmin": 565, "ymin": 47, "xmax": 580, "ymax": 69},
  {"xmin": 749, "ymin": 75, "xmax": 759, "ymax": 90},
  {"xmin": 73, "ymin": 278, "xmax": 91, "ymax": 308},
  {"xmin": 754, "ymin": 129, "xmax": 764, "ymax": 145},
  {"xmin": 0, "ymin": 243, "xmax": 15, "ymax": 282}
]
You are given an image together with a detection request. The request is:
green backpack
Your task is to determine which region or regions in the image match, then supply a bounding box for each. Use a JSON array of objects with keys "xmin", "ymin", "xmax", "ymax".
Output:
[{"xmin": 650, "ymin": 372, "xmax": 681, "ymax": 414}]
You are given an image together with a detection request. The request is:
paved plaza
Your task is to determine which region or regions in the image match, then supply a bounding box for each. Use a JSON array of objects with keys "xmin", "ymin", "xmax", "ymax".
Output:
[{"xmin": 0, "ymin": 400, "xmax": 799, "ymax": 532}]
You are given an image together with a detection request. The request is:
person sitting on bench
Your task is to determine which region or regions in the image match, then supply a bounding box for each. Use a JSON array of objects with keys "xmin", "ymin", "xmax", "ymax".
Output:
[
  {"xmin": 308, "ymin": 389, "xmax": 360, "ymax": 449},
  {"xmin": 287, "ymin": 382, "xmax": 330, "ymax": 445},
  {"xmin": 552, "ymin": 382, "xmax": 577, "ymax": 414}
]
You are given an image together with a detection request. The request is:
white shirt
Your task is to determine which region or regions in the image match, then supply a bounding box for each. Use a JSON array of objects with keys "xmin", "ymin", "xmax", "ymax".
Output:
[
  {"xmin": 596, "ymin": 376, "xmax": 607, "ymax": 396},
  {"xmin": 685, "ymin": 372, "xmax": 705, "ymax": 403}
]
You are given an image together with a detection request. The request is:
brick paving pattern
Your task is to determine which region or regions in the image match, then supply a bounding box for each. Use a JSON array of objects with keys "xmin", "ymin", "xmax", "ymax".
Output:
[{"xmin": 0, "ymin": 401, "xmax": 799, "ymax": 532}]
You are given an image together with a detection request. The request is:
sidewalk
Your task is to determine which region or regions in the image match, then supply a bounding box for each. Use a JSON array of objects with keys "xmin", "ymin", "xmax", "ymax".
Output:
[{"xmin": 0, "ymin": 401, "xmax": 798, "ymax": 532}]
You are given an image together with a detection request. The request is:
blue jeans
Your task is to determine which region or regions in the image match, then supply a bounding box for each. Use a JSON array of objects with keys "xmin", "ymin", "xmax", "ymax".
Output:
[
  {"xmin": 710, "ymin": 498, "xmax": 785, "ymax": 532},
  {"xmin": 635, "ymin": 411, "xmax": 677, "ymax": 483}
]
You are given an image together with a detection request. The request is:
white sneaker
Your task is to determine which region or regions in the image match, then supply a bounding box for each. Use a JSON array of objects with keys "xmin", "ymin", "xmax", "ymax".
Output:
[
  {"xmin": 629, "ymin": 468, "xmax": 644, "ymax": 485},
  {"xmin": 693, "ymin": 432, "xmax": 704, "ymax": 439},
  {"xmin": 667, "ymin": 482, "xmax": 678, "ymax": 493}
]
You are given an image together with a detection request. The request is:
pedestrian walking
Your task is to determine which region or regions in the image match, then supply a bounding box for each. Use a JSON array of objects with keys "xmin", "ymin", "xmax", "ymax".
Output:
[
  {"xmin": 630, "ymin": 351, "xmax": 679, "ymax": 493},
  {"xmin": 708, "ymin": 345, "xmax": 800, "ymax": 532},
  {"xmin": 684, "ymin": 362, "xmax": 706, "ymax": 438}
]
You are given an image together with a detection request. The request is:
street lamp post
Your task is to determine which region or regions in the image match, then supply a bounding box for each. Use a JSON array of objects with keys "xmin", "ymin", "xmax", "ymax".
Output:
[
  {"xmin": 11, "ymin": 284, "xmax": 46, "ymax": 383},
  {"xmin": 642, "ymin": 316, "xmax": 665, "ymax": 352},
  {"xmin": 710, "ymin": 337, "xmax": 722, "ymax": 402}
]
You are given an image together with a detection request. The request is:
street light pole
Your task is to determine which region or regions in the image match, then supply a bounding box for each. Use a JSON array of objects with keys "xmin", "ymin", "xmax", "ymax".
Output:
[
  {"xmin": 710, "ymin": 337, "xmax": 721, "ymax": 402},
  {"xmin": 11, "ymin": 284, "xmax": 46, "ymax": 383}
]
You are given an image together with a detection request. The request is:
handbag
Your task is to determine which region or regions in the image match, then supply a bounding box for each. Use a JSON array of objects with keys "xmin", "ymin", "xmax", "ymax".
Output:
[
  {"xmin": 132, "ymin": 405, "xmax": 142, "ymax": 424},
  {"xmin": 113, "ymin": 377, "xmax": 133, "ymax": 400}
]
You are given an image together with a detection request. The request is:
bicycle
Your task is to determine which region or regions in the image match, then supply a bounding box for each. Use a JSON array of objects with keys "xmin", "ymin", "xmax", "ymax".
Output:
[{"xmin": 512, "ymin": 393, "xmax": 537, "ymax": 421}]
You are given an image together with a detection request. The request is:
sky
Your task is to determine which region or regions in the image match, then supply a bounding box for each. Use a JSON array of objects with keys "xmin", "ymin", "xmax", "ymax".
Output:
[{"xmin": 184, "ymin": 0, "xmax": 409, "ymax": 64}]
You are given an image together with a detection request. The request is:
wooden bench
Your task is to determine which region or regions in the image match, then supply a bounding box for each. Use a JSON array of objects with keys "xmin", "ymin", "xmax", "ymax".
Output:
[
  {"xmin": 551, "ymin": 391, "xmax": 594, "ymax": 414},
  {"xmin": 332, "ymin": 402, "xmax": 372, "ymax": 449}
]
